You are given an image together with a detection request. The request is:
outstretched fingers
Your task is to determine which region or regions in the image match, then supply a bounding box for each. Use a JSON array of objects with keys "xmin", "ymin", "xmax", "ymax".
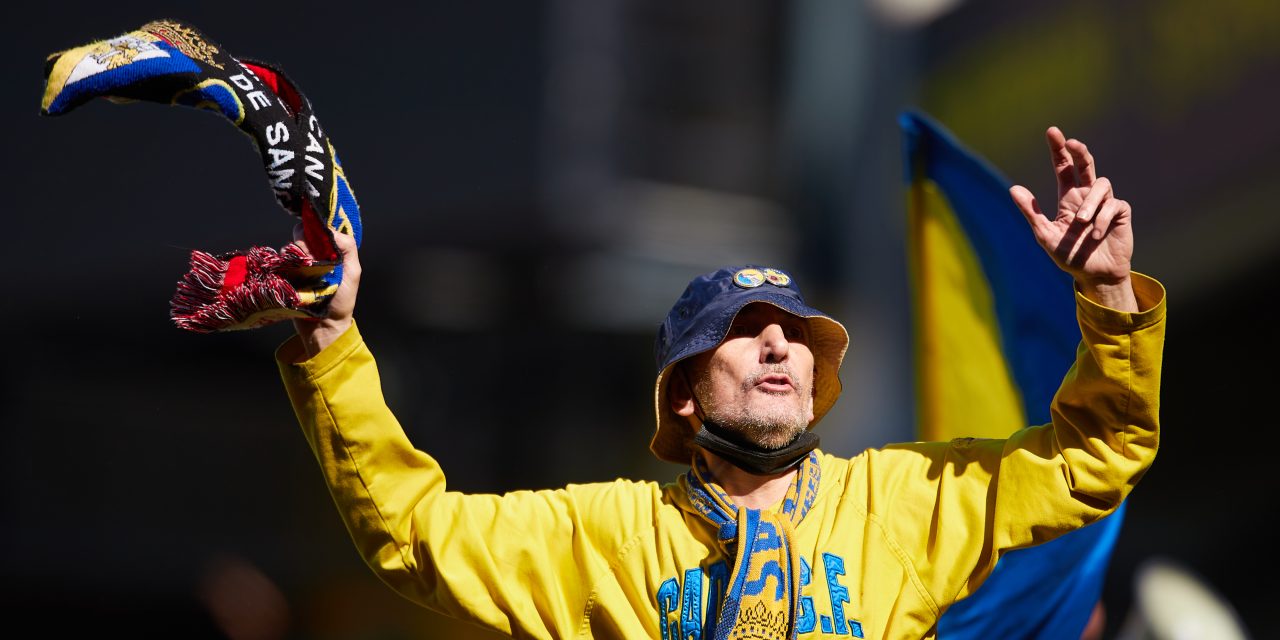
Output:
[
  {"xmin": 1066, "ymin": 138, "xmax": 1096, "ymax": 186},
  {"xmin": 1047, "ymin": 126, "xmax": 1077, "ymax": 196}
]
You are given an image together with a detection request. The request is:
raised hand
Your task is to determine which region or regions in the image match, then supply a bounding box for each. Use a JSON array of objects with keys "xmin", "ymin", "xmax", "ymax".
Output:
[
  {"xmin": 291, "ymin": 225, "xmax": 362, "ymax": 357},
  {"xmin": 1011, "ymin": 127, "xmax": 1138, "ymax": 312}
]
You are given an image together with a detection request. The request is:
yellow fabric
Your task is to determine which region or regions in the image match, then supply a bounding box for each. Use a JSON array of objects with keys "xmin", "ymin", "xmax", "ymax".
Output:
[
  {"xmin": 276, "ymin": 273, "xmax": 1164, "ymax": 639},
  {"xmin": 906, "ymin": 180, "xmax": 1024, "ymax": 440},
  {"xmin": 40, "ymin": 31, "xmax": 166, "ymax": 112},
  {"xmin": 680, "ymin": 454, "xmax": 820, "ymax": 639},
  {"xmin": 173, "ymin": 79, "xmax": 246, "ymax": 125}
]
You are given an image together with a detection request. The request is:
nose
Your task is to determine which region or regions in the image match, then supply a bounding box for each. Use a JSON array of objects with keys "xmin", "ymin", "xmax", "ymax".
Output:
[{"xmin": 759, "ymin": 323, "xmax": 790, "ymax": 363}]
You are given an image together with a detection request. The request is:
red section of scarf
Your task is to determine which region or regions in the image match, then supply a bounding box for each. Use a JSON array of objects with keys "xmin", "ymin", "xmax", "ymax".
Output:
[
  {"xmin": 242, "ymin": 62, "xmax": 303, "ymax": 115},
  {"xmin": 300, "ymin": 199, "xmax": 338, "ymax": 262},
  {"xmin": 241, "ymin": 62, "xmax": 335, "ymax": 262},
  {"xmin": 222, "ymin": 255, "xmax": 249, "ymax": 293}
]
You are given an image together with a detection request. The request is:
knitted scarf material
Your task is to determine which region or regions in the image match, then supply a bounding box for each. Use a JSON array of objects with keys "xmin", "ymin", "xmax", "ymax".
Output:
[
  {"xmin": 680, "ymin": 451, "xmax": 821, "ymax": 640},
  {"xmin": 40, "ymin": 20, "xmax": 362, "ymax": 332}
]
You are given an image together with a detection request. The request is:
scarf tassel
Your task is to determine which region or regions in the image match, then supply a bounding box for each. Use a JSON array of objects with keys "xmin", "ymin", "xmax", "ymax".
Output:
[
  {"xmin": 171, "ymin": 243, "xmax": 334, "ymax": 332},
  {"xmin": 40, "ymin": 20, "xmax": 362, "ymax": 333}
]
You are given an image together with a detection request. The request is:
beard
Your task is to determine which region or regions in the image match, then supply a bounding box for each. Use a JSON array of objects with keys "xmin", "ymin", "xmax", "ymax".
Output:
[{"xmin": 694, "ymin": 365, "xmax": 812, "ymax": 450}]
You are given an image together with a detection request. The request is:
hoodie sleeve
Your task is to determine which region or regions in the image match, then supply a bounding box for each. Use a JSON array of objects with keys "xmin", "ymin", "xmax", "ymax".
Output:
[
  {"xmin": 276, "ymin": 322, "xmax": 656, "ymax": 639},
  {"xmin": 863, "ymin": 272, "xmax": 1165, "ymax": 609}
]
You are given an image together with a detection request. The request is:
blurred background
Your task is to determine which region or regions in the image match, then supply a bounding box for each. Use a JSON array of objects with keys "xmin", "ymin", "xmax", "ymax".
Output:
[{"xmin": 4, "ymin": 1, "xmax": 1277, "ymax": 638}]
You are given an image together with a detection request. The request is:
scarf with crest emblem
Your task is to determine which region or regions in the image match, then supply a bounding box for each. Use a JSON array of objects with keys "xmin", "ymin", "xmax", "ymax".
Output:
[
  {"xmin": 40, "ymin": 19, "xmax": 361, "ymax": 333},
  {"xmin": 680, "ymin": 451, "xmax": 821, "ymax": 640}
]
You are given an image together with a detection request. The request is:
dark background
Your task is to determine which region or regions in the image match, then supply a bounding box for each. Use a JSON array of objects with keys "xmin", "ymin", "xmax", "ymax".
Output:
[{"xmin": 3, "ymin": 1, "xmax": 1277, "ymax": 638}]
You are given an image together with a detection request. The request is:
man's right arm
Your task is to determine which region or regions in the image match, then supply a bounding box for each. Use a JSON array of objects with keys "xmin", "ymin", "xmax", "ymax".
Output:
[
  {"xmin": 277, "ymin": 325, "xmax": 614, "ymax": 637},
  {"xmin": 277, "ymin": 232, "xmax": 658, "ymax": 638}
]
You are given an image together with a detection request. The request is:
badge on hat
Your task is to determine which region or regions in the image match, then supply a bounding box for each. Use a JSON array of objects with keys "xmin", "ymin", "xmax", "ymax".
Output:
[
  {"xmin": 734, "ymin": 268, "xmax": 766, "ymax": 288},
  {"xmin": 763, "ymin": 268, "xmax": 791, "ymax": 286},
  {"xmin": 734, "ymin": 267, "xmax": 791, "ymax": 289}
]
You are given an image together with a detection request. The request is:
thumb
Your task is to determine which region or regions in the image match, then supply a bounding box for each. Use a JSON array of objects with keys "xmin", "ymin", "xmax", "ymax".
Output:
[
  {"xmin": 1009, "ymin": 185, "xmax": 1045, "ymax": 230},
  {"xmin": 332, "ymin": 230, "xmax": 358, "ymax": 265},
  {"xmin": 331, "ymin": 230, "xmax": 361, "ymax": 283},
  {"xmin": 332, "ymin": 229, "xmax": 357, "ymax": 253}
]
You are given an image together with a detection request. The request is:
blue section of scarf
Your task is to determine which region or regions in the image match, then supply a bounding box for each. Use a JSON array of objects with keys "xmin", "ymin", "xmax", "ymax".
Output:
[
  {"xmin": 40, "ymin": 20, "xmax": 362, "ymax": 332},
  {"xmin": 682, "ymin": 451, "xmax": 820, "ymax": 640}
]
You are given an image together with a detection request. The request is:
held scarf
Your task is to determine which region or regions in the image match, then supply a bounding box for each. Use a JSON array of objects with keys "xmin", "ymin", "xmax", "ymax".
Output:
[
  {"xmin": 679, "ymin": 451, "xmax": 821, "ymax": 640},
  {"xmin": 40, "ymin": 20, "xmax": 362, "ymax": 332}
]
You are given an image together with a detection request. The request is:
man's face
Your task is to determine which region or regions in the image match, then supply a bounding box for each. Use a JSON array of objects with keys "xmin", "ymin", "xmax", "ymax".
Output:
[{"xmin": 687, "ymin": 302, "xmax": 816, "ymax": 449}]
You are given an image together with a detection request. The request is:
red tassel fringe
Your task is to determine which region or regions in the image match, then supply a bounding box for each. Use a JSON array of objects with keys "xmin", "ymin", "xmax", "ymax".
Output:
[{"xmin": 171, "ymin": 244, "xmax": 316, "ymax": 333}]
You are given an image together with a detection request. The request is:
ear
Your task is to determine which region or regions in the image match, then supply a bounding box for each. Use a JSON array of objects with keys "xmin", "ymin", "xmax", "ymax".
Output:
[{"xmin": 669, "ymin": 365, "xmax": 698, "ymax": 418}]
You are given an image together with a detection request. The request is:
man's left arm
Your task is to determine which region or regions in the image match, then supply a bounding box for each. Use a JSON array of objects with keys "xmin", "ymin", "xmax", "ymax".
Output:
[
  {"xmin": 875, "ymin": 127, "xmax": 1166, "ymax": 608},
  {"xmin": 876, "ymin": 274, "xmax": 1163, "ymax": 608},
  {"xmin": 998, "ymin": 269, "xmax": 1164, "ymax": 535}
]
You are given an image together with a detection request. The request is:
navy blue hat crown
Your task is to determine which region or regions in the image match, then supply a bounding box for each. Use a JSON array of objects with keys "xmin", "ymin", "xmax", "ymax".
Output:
[{"xmin": 655, "ymin": 266, "xmax": 820, "ymax": 373}]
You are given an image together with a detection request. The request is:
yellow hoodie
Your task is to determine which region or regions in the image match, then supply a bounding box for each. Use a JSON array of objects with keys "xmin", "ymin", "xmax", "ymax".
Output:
[{"xmin": 276, "ymin": 273, "xmax": 1165, "ymax": 639}]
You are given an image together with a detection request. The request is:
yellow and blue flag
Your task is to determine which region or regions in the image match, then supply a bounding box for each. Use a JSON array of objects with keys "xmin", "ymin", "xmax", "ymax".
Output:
[{"xmin": 900, "ymin": 110, "xmax": 1125, "ymax": 639}]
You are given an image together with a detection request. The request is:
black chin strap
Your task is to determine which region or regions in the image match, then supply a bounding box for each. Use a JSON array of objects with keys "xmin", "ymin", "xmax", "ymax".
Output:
[{"xmin": 693, "ymin": 421, "xmax": 819, "ymax": 475}]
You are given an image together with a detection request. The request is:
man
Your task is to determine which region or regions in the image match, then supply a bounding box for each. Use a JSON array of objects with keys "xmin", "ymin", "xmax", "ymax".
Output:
[{"xmin": 277, "ymin": 127, "xmax": 1164, "ymax": 639}]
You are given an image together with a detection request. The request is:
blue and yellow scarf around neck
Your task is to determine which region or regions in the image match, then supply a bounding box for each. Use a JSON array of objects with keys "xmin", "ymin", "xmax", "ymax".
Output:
[{"xmin": 681, "ymin": 451, "xmax": 821, "ymax": 640}]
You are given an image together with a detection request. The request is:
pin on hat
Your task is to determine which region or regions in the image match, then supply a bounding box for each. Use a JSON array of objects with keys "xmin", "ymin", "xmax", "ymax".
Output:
[
  {"xmin": 734, "ymin": 268, "xmax": 766, "ymax": 288},
  {"xmin": 763, "ymin": 268, "xmax": 791, "ymax": 286}
]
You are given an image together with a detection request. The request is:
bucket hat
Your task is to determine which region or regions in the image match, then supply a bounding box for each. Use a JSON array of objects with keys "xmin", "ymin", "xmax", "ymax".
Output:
[{"xmin": 651, "ymin": 266, "xmax": 849, "ymax": 464}]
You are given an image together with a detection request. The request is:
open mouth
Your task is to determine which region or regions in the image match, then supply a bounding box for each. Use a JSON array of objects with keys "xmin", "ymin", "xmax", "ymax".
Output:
[{"xmin": 754, "ymin": 374, "xmax": 794, "ymax": 393}]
